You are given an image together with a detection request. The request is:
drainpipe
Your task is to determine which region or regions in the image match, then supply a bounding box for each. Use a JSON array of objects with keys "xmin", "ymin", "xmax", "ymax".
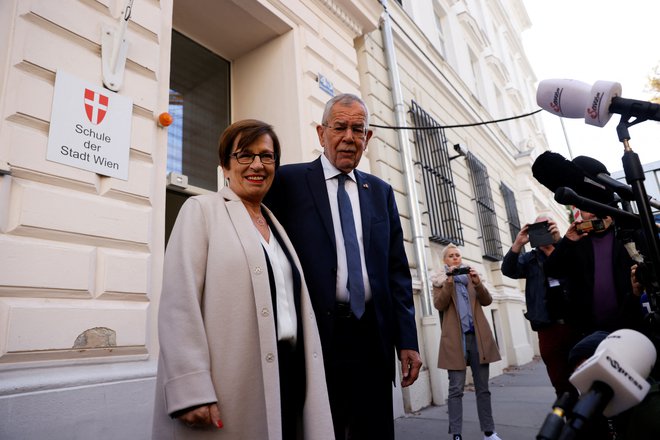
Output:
[{"xmin": 379, "ymin": 0, "xmax": 444, "ymax": 406}]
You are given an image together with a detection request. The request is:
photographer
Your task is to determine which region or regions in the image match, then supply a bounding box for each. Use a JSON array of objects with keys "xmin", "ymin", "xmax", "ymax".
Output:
[
  {"xmin": 544, "ymin": 207, "xmax": 644, "ymax": 338},
  {"xmin": 432, "ymin": 244, "xmax": 502, "ymax": 440},
  {"xmin": 501, "ymin": 216, "xmax": 579, "ymax": 399},
  {"xmin": 544, "ymin": 156, "xmax": 645, "ymax": 339}
]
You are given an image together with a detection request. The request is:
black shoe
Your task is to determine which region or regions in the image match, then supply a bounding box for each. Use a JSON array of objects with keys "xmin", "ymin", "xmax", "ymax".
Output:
[{"xmin": 452, "ymin": 435, "xmax": 462, "ymax": 440}]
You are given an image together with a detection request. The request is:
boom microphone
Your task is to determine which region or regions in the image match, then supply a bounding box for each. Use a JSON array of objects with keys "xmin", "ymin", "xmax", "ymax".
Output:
[
  {"xmin": 568, "ymin": 155, "xmax": 660, "ymax": 209},
  {"xmin": 537, "ymin": 78, "xmax": 660, "ymax": 127},
  {"xmin": 558, "ymin": 329, "xmax": 657, "ymax": 440},
  {"xmin": 554, "ymin": 187, "xmax": 640, "ymax": 228},
  {"xmin": 532, "ymin": 152, "xmax": 615, "ymax": 205}
]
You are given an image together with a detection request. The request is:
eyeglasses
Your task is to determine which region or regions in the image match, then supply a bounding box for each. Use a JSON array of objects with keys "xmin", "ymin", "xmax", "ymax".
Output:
[
  {"xmin": 322, "ymin": 123, "xmax": 368, "ymax": 138},
  {"xmin": 231, "ymin": 152, "xmax": 277, "ymax": 165}
]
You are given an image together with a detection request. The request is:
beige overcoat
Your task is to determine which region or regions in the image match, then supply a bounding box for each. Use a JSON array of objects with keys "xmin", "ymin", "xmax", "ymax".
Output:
[
  {"xmin": 152, "ymin": 187, "xmax": 333, "ymax": 440},
  {"xmin": 432, "ymin": 271, "xmax": 501, "ymax": 370}
]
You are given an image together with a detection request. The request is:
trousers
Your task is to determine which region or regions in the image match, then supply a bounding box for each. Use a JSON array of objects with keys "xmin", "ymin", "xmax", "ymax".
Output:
[{"xmin": 447, "ymin": 332, "xmax": 494, "ymax": 434}]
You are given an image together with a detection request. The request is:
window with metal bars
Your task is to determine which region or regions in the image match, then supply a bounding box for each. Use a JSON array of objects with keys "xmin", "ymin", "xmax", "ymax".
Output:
[
  {"xmin": 466, "ymin": 152, "xmax": 503, "ymax": 261},
  {"xmin": 410, "ymin": 101, "xmax": 464, "ymax": 245},
  {"xmin": 500, "ymin": 182, "xmax": 521, "ymax": 243}
]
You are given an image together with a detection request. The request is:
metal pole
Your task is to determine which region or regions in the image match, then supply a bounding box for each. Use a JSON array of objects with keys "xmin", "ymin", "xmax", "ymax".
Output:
[
  {"xmin": 379, "ymin": 0, "xmax": 446, "ymax": 407},
  {"xmin": 559, "ymin": 117, "xmax": 574, "ymax": 159},
  {"xmin": 379, "ymin": 0, "xmax": 432, "ymax": 317}
]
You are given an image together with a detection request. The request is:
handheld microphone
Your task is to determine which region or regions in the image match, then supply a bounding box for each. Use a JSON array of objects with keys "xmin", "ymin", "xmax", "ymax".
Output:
[
  {"xmin": 537, "ymin": 79, "xmax": 660, "ymax": 127},
  {"xmin": 536, "ymin": 392, "xmax": 577, "ymax": 440},
  {"xmin": 558, "ymin": 329, "xmax": 656, "ymax": 440}
]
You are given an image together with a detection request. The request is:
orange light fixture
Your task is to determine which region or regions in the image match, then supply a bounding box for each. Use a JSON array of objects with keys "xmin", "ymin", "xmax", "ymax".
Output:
[{"xmin": 158, "ymin": 112, "xmax": 173, "ymax": 127}]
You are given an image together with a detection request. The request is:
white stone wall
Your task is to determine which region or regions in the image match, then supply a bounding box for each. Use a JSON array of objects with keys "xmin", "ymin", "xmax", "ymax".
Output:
[{"xmin": 0, "ymin": 0, "xmax": 171, "ymax": 438}]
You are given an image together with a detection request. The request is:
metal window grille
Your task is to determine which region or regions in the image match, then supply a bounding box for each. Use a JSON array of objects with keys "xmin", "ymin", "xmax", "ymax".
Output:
[
  {"xmin": 500, "ymin": 182, "xmax": 521, "ymax": 242},
  {"xmin": 466, "ymin": 152, "xmax": 503, "ymax": 261},
  {"xmin": 410, "ymin": 101, "xmax": 464, "ymax": 245}
]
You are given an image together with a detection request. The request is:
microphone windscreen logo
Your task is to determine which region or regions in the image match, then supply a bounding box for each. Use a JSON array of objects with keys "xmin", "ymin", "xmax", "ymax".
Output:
[
  {"xmin": 537, "ymin": 79, "xmax": 591, "ymax": 118},
  {"xmin": 584, "ymin": 80, "xmax": 622, "ymax": 127},
  {"xmin": 569, "ymin": 329, "xmax": 656, "ymax": 417}
]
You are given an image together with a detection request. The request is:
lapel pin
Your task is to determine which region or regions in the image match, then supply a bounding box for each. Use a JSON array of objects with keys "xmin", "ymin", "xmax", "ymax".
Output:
[{"xmin": 363, "ymin": 183, "xmax": 369, "ymax": 189}]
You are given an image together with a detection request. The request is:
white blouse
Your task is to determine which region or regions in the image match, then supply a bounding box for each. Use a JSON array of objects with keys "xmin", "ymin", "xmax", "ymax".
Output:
[{"xmin": 259, "ymin": 230, "xmax": 297, "ymax": 344}]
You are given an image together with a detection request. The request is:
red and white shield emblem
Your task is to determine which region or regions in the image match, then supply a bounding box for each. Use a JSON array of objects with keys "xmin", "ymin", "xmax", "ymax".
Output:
[{"xmin": 84, "ymin": 88, "xmax": 109, "ymax": 125}]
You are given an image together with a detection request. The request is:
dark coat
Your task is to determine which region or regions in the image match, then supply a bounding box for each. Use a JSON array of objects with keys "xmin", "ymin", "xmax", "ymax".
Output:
[
  {"xmin": 544, "ymin": 228, "xmax": 643, "ymax": 336},
  {"xmin": 265, "ymin": 157, "xmax": 419, "ymax": 381},
  {"xmin": 501, "ymin": 248, "xmax": 570, "ymax": 330}
]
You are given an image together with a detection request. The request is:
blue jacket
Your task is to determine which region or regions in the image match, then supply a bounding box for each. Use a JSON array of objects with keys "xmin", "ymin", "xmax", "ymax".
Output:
[{"xmin": 501, "ymin": 248, "xmax": 564, "ymax": 330}]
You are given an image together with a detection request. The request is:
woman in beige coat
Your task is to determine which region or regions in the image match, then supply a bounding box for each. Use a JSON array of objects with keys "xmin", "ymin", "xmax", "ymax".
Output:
[
  {"xmin": 433, "ymin": 244, "xmax": 502, "ymax": 440},
  {"xmin": 152, "ymin": 120, "xmax": 333, "ymax": 440}
]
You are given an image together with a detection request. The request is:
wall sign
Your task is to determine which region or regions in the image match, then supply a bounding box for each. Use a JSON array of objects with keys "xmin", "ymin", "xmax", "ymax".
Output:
[
  {"xmin": 46, "ymin": 70, "xmax": 133, "ymax": 180},
  {"xmin": 318, "ymin": 73, "xmax": 334, "ymax": 96}
]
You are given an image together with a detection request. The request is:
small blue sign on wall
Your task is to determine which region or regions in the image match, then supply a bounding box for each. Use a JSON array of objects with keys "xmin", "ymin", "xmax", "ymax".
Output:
[{"xmin": 318, "ymin": 73, "xmax": 334, "ymax": 96}]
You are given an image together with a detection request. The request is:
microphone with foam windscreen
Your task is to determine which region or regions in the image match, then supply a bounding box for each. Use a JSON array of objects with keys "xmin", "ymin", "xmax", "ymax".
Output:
[
  {"xmin": 532, "ymin": 152, "xmax": 615, "ymax": 205},
  {"xmin": 537, "ymin": 79, "xmax": 660, "ymax": 128},
  {"xmin": 558, "ymin": 329, "xmax": 657, "ymax": 440},
  {"xmin": 531, "ymin": 151, "xmax": 598, "ymax": 195}
]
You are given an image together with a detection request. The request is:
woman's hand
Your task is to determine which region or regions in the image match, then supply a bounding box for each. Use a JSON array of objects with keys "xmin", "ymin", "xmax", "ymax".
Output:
[
  {"xmin": 178, "ymin": 403, "xmax": 223, "ymax": 429},
  {"xmin": 468, "ymin": 267, "xmax": 481, "ymax": 286},
  {"xmin": 444, "ymin": 266, "xmax": 457, "ymax": 284}
]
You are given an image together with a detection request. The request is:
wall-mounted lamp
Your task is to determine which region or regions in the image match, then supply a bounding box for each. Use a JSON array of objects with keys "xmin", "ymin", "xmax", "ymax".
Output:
[
  {"xmin": 158, "ymin": 112, "xmax": 173, "ymax": 127},
  {"xmin": 448, "ymin": 143, "xmax": 467, "ymax": 161}
]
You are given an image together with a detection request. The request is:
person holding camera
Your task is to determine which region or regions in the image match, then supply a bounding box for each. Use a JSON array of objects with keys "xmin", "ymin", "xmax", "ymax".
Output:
[
  {"xmin": 544, "ymin": 207, "xmax": 644, "ymax": 338},
  {"xmin": 543, "ymin": 156, "xmax": 644, "ymax": 339},
  {"xmin": 432, "ymin": 244, "xmax": 502, "ymax": 440},
  {"xmin": 501, "ymin": 216, "xmax": 579, "ymax": 399}
]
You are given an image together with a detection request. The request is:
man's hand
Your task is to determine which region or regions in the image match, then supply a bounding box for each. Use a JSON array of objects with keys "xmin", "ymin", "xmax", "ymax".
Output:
[
  {"xmin": 547, "ymin": 219, "xmax": 562, "ymax": 243},
  {"xmin": 178, "ymin": 403, "xmax": 223, "ymax": 429},
  {"xmin": 400, "ymin": 349, "xmax": 422, "ymax": 387},
  {"xmin": 511, "ymin": 224, "xmax": 530, "ymax": 253},
  {"xmin": 565, "ymin": 221, "xmax": 586, "ymax": 242}
]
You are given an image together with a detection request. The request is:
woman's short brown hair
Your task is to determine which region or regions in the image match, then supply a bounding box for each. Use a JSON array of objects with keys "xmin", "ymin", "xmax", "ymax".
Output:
[{"xmin": 218, "ymin": 119, "xmax": 281, "ymax": 169}]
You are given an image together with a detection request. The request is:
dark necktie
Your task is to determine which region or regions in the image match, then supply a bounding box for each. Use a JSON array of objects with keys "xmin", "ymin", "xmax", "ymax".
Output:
[{"xmin": 337, "ymin": 174, "xmax": 365, "ymax": 318}]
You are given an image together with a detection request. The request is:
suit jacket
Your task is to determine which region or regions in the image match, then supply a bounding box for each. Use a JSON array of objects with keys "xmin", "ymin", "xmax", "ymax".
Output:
[
  {"xmin": 432, "ymin": 272, "xmax": 501, "ymax": 370},
  {"xmin": 265, "ymin": 157, "xmax": 419, "ymax": 380},
  {"xmin": 152, "ymin": 187, "xmax": 333, "ymax": 440}
]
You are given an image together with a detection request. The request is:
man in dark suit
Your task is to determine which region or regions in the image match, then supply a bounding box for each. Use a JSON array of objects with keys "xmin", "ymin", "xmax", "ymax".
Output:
[{"xmin": 266, "ymin": 93, "xmax": 422, "ymax": 440}]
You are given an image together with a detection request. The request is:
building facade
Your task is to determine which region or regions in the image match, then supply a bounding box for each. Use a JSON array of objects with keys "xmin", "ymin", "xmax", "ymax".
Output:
[{"xmin": 0, "ymin": 0, "xmax": 567, "ymax": 438}]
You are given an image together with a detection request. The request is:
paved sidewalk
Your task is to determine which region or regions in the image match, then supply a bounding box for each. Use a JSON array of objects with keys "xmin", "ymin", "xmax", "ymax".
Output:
[{"xmin": 395, "ymin": 357, "xmax": 556, "ymax": 440}]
